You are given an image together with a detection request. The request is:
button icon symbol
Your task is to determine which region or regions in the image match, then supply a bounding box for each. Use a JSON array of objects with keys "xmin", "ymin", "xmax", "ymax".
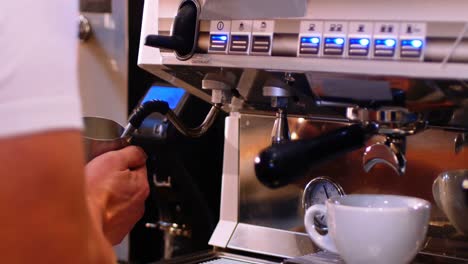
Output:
[
  {"xmin": 239, "ymin": 22, "xmax": 244, "ymax": 31},
  {"xmin": 358, "ymin": 25, "xmax": 365, "ymax": 32},
  {"xmin": 217, "ymin": 21, "xmax": 224, "ymax": 30},
  {"xmin": 261, "ymin": 21, "xmax": 267, "ymax": 29},
  {"xmin": 309, "ymin": 24, "xmax": 315, "ymax": 31}
]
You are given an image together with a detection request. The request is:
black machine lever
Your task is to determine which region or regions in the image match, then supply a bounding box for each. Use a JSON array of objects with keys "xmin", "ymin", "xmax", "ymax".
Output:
[
  {"xmin": 145, "ymin": 0, "xmax": 199, "ymax": 60},
  {"xmin": 254, "ymin": 124, "xmax": 378, "ymax": 188}
]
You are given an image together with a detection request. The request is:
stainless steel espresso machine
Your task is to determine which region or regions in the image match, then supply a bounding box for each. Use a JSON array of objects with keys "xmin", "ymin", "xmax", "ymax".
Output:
[{"xmin": 137, "ymin": 0, "xmax": 468, "ymax": 263}]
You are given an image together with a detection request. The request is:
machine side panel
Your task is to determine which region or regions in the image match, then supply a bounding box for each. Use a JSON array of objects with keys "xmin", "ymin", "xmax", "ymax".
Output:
[
  {"xmin": 138, "ymin": 0, "xmax": 163, "ymax": 66},
  {"xmin": 209, "ymin": 114, "xmax": 240, "ymax": 247}
]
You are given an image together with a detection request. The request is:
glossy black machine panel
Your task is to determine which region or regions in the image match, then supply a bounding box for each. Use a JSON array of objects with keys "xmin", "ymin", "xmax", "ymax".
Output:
[{"xmin": 128, "ymin": 86, "xmax": 225, "ymax": 263}]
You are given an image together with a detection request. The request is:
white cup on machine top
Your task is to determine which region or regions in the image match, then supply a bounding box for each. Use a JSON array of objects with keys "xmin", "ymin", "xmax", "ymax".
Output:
[{"xmin": 304, "ymin": 194, "xmax": 431, "ymax": 264}]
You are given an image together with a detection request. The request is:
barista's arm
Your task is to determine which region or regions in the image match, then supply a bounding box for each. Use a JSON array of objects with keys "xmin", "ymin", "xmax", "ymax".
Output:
[{"xmin": 0, "ymin": 131, "xmax": 116, "ymax": 263}]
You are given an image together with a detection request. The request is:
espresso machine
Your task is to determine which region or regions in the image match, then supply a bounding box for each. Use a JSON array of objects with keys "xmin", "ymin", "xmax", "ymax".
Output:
[{"xmin": 135, "ymin": 0, "xmax": 468, "ymax": 262}]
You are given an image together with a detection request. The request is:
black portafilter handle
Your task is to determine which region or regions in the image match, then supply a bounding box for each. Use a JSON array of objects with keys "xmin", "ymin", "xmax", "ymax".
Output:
[
  {"xmin": 145, "ymin": 1, "xmax": 198, "ymax": 58},
  {"xmin": 254, "ymin": 124, "xmax": 378, "ymax": 188}
]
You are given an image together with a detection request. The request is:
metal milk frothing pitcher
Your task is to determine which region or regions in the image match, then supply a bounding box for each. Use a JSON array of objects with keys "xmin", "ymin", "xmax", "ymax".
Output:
[{"xmin": 83, "ymin": 116, "xmax": 130, "ymax": 162}]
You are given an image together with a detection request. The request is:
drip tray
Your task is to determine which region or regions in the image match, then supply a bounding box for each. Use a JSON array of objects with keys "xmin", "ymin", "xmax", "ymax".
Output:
[
  {"xmin": 152, "ymin": 250, "xmax": 468, "ymax": 264},
  {"xmin": 152, "ymin": 251, "xmax": 281, "ymax": 264},
  {"xmin": 200, "ymin": 258, "xmax": 257, "ymax": 264}
]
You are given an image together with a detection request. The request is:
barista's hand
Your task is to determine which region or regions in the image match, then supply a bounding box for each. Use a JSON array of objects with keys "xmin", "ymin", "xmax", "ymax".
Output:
[{"xmin": 85, "ymin": 146, "xmax": 149, "ymax": 245}]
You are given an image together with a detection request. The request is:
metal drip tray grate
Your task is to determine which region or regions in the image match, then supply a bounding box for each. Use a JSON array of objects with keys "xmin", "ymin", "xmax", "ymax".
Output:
[{"xmin": 200, "ymin": 258, "xmax": 253, "ymax": 264}]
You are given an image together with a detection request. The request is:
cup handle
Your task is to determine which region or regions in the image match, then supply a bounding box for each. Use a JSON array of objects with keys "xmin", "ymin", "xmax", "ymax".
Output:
[
  {"xmin": 432, "ymin": 177, "xmax": 443, "ymax": 210},
  {"xmin": 304, "ymin": 204, "xmax": 338, "ymax": 253}
]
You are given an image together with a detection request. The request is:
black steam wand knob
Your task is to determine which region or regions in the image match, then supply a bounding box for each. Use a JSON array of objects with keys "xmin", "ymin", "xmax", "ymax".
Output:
[
  {"xmin": 254, "ymin": 123, "xmax": 378, "ymax": 188},
  {"xmin": 145, "ymin": 1, "xmax": 199, "ymax": 60}
]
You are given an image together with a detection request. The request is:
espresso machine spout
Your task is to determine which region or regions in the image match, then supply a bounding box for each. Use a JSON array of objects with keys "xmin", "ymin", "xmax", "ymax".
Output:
[
  {"xmin": 347, "ymin": 106, "xmax": 426, "ymax": 176},
  {"xmin": 263, "ymin": 74, "xmax": 295, "ymax": 145},
  {"xmin": 363, "ymin": 136, "xmax": 407, "ymax": 175}
]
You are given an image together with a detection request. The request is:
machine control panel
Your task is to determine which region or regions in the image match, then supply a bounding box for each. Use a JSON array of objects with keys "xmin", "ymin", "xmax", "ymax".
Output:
[{"xmin": 206, "ymin": 20, "xmax": 426, "ymax": 61}]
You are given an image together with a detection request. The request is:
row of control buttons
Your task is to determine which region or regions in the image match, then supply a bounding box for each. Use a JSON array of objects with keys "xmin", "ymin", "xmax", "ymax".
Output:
[
  {"xmin": 210, "ymin": 34, "xmax": 423, "ymax": 59},
  {"xmin": 297, "ymin": 37, "xmax": 423, "ymax": 58},
  {"xmin": 210, "ymin": 34, "xmax": 273, "ymax": 55},
  {"xmin": 207, "ymin": 20, "xmax": 425, "ymax": 60}
]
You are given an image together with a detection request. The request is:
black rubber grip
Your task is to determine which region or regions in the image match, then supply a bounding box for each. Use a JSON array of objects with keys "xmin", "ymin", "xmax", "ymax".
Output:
[
  {"xmin": 254, "ymin": 124, "xmax": 373, "ymax": 189},
  {"xmin": 128, "ymin": 100, "xmax": 170, "ymax": 129},
  {"xmin": 144, "ymin": 1, "xmax": 197, "ymax": 57},
  {"xmin": 145, "ymin": 35, "xmax": 185, "ymax": 52}
]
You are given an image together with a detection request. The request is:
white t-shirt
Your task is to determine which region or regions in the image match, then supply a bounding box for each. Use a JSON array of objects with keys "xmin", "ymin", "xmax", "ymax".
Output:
[{"xmin": 0, "ymin": 0, "xmax": 83, "ymax": 138}]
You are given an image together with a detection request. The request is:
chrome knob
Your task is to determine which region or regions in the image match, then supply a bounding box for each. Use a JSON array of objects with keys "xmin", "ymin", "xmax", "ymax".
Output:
[
  {"xmin": 78, "ymin": 15, "xmax": 92, "ymax": 41},
  {"xmin": 202, "ymin": 71, "xmax": 236, "ymax": 104}
]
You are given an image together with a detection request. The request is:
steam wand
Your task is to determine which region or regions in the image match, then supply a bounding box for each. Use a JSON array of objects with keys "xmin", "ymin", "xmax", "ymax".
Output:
[
  {"xmin": 121, "ymin": 100, "xmax": 221, "ymax": 138},
  {"xmin": 121, "ymin": 70, "xmax": 236, "ymax": 138}
]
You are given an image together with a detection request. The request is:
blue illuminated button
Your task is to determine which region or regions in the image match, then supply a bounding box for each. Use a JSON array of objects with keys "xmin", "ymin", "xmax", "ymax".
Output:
[
  {"xmin": 324, "ymin": 37, "xmax": 345, "ymax": 55},
  {"xmin": 400, "ymin": 39, "xmax": 424, "ymax": 58},
  {"xmin": 349, "ymin": 38, "xmax": 370, "ymax": 56},
  {"xmin": 209, "ymin": 34, "xmax": 228, "ymax": 52},
  {"xmin": 300, "ymin": 36, "xmax": 321, "ymax": 55},
  {"xmin": 325, "ymin": 37, "xmax": 345, "ymax": 45},
  {"xmin": 301, "ymin": 37, "xmax": 320, "ymax": 44},
  {"xmin": 374, "ymin": 38, "xmax": 397, "ymax": 57},
  {"xmin": 359, "ymin": 38, "xmax": 370, "ymax": 46},
  {"xmin": 350, "ymin": 38, "xmax": 370, "ymax": 46},
  {"xmin": 401, "ymin": 39, "xmax": 423, "ymax": 49},
  {"xmin": 375, "ymin": 39, "xmax": 396, "ymax": 47},
  {"xmin": 212, "ymin": 35, "xmax": 227, "ymax": 41},
  {"xmin": 411, "ymin": 39, "xmax": 423, "ymax": 48},
  {"xmin": 334, "ymin": 38, "xmax": 344, "ymax": 45},
  {"xmin": 384, "ymin": 39, "xmax": 396, "ymax": 47}
]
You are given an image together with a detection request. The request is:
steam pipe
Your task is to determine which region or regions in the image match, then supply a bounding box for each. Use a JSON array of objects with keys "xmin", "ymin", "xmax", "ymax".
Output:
[
  {"xmin": 165, "ymin": 104, "xmax": 222, "ymax": 138},
  {"xmin": 121, "ymin": 100, "xmax": 220, "ymax": 138}
]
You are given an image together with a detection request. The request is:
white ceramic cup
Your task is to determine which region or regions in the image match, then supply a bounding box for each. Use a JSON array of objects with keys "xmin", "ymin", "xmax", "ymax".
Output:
[{"xmin": 304, "ymin": 194, "xmax": 431, "ymax": 264}]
